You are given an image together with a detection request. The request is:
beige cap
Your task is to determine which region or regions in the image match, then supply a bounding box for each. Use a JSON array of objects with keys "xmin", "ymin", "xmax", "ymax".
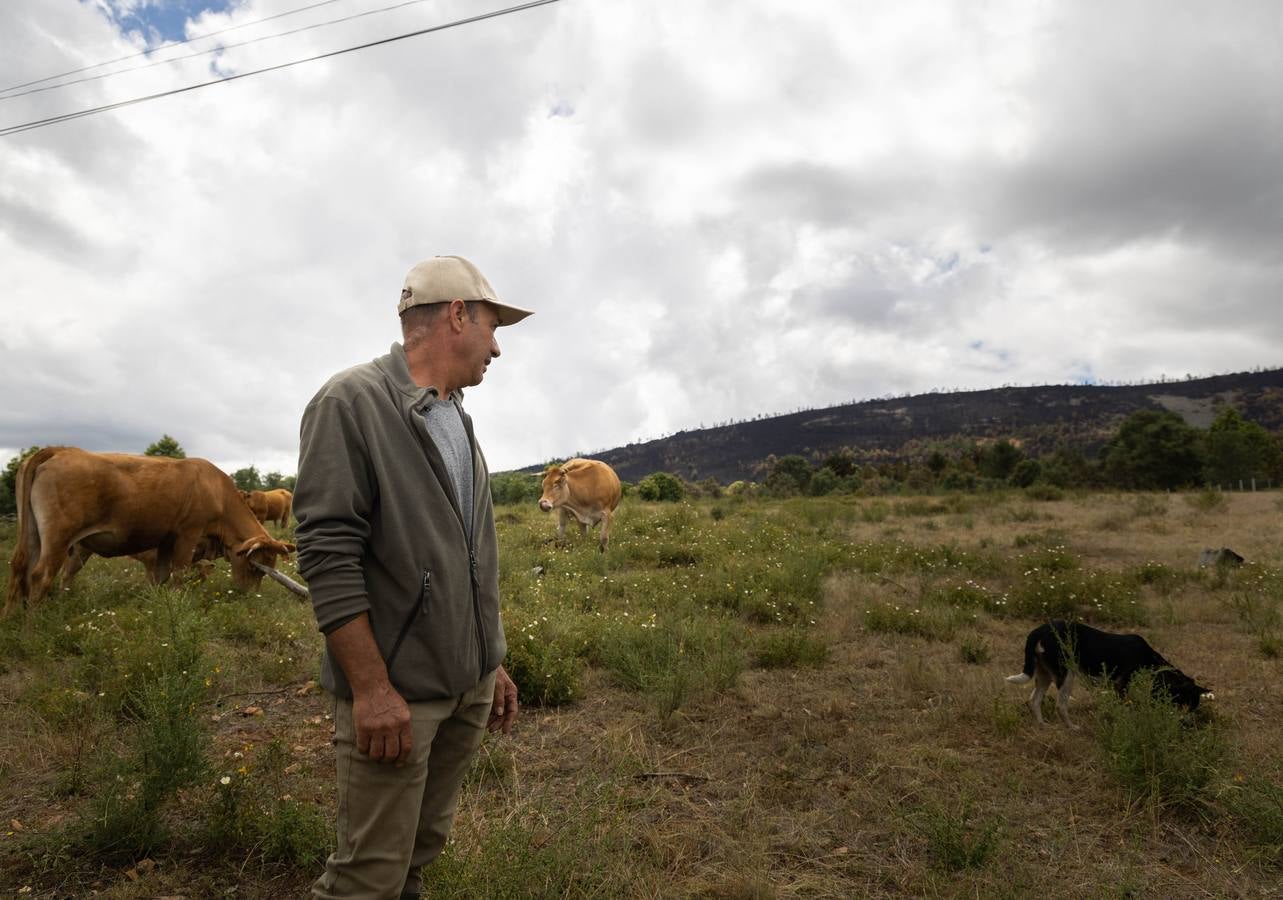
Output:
[{"xmin": 397, "ymin": 255, "xmax": 533, "ymax": 326}]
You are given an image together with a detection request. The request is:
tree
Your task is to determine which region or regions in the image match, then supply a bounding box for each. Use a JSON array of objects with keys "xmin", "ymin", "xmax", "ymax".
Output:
[
  {"xmin": 1, "ymin": 446, "xmax": 40, "ymax": 517},
  {"xmin": 491, "ymin": 472, "xmax": 542, "ymax": 505},
  {"xmin": 822, "ymin": 448, "xmax": 858, "ymax": 478},
  {"xmin": 764, "ymin": 455, "xmax": 813, "ymax": 495},
  {"xmin": 143, "ymin": 434, "xmax": 186, "ymax": 458},
  {"xmin": 1203, "ymin": 408, "xmax": 1281, "ymax": 486},
  {"xmin": 978, "ymin": 440, "xmax": 1023, "ymax": 480},
  {"xmin": 263, "ymin": 471, "xmax": 286, "ymax": 489},
  {"xmin": 232, "ymin": 465, "xmax": 263, "ymax": 492},
  {"xmin": 1009, "ymin": 458, "xmax": 1042, "ymax": 488},
  {"xmin": 1103, "ymin": 410, "xmax": 1203, "ymax": 490}
]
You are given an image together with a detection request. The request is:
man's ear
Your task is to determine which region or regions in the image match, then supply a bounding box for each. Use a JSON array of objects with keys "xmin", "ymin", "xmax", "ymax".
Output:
[{"xmin": 448, "ymin": 298, "xmax": 468, "ymax": 331}]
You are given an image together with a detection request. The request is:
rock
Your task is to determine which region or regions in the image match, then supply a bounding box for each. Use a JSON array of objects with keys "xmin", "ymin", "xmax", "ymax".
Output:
[{"xmin": 1198, "ymin": 547, "xmax": 1244, "ymax": 567}]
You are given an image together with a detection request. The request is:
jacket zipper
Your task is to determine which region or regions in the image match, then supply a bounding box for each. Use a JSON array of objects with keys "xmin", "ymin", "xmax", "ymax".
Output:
[
  {"xmin": 469, "ymin": 546, "xmax": 486, "ymax": 680},
  {"xmin": 385, "ymin": 569, "xmax": 431, "ymax": 675},
  {"xmin": 410, "ymin": 396, "xmax": 489, "ymax": 683}
]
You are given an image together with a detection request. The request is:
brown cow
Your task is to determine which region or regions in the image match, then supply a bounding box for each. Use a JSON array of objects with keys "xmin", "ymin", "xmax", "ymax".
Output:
[
  {"xmin": 538, "ymin": 458, "xmax": 622, "ymax": 552},
  {"xmin": 240, "ymin": 488, "xmax": 292, "ymax": 528},
  {"xmin": 6, "ymin": 447, "xmax": 300, "ymax": 613}
]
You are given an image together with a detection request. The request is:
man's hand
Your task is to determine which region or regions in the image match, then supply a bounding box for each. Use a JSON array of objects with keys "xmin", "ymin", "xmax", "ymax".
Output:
[
  {"xmin": 488, "ymin": 665, "xmax": 519, "ymax": 734},
  {"xmin": 352, "ymin": 681, "xmax": 413, "ymax": 765},
  {"xmin": 326, "ymin": 614, "xmax": 413, "ymax": 765}
]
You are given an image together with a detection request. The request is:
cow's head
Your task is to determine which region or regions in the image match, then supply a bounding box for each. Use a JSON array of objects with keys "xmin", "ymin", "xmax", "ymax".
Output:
[
  {"xmin": 538, "ymin": 464, "xmax": 567, "ymax": 512},
  {"xmin": 229, "ymin": 535, "xmax": 296, "ymax": 590}
]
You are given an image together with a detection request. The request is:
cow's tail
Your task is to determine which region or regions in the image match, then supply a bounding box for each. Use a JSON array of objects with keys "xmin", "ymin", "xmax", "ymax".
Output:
[
  {"xmin": 1005, "ymin": 627, "xmax": 1041, "ymax": 685},
  {"xmin": 5, "ymin": 447, "xmax": 58, "ymax": 612}
]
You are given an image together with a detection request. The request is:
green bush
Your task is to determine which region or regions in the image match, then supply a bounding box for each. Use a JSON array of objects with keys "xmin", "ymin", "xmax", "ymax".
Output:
[
  {"xmin": 864, "ymin": 602, "xmax": 963, "ymax": 641},
  {"xmin": 754, "ymin": 629, "xmax": 829, "ymax": 668},
  {"xmin": 594, "ymin": 617, "xmax": 743, "ymax": 722},
  {"xmin": 204, "ymin": 739, "xmax": 331, "ymax": 868},
  {"xmin": 504, "ymin": 625, "xmax": 582, "ymax": 707},
  {"xmin": 958, "ymin": 634, "xmax": 990, "ymax": 664},
  {"xmin": 636, "ymin": 472, "xmax": 685, "ymax": 502},
  {"xmin": 912, "ymin": 798, "xmax": 1001, "ymax": 872},
  {"xmin": 1094, "ymin": 671, "xmax": 1224, "ymax": 808},
  {"xmin": 1222, "ymin": 776, "xmax": 1283, "ymax": 863},
  {"xmin": 492, "ymin": 471, "xmax": 543, "ymax": 505}
]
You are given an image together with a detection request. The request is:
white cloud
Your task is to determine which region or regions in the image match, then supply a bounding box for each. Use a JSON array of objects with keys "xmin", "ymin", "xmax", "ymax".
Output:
[{"xmin": 1, "ymin": 0, "xmax": 1280, "ymax": 477}]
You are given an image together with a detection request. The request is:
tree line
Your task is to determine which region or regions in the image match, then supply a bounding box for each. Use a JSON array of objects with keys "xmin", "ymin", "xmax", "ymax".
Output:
[
  {"xmin": 3, "ymin": 407, "xmax": 1279, "ymax": 517},
  {"xmin": 491, "ymin": 407, "xmax": 1283, "ymax": 504}
]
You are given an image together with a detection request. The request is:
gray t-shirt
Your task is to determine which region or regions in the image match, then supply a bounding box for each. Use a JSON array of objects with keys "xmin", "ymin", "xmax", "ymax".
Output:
[{"xmin": 421, "ymin": 397, "xmax": 474, "ymax": 539}]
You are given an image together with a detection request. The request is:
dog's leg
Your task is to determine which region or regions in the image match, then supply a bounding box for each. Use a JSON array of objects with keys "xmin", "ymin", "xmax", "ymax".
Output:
[
  {"xmin": 1056, "ymin": 670, "xmax": 1078, "ymax": 730},
  {"xmin": 1028, "ymin": 667, "xmax": 1051, "ymax": 724}
]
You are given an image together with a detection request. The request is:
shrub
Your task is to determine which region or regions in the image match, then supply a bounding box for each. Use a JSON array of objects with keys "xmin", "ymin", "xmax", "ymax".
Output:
[
  {"xmin": 491, "ymin": 472, "xmax": 542, "ymax": 505},
  {"xmin": 1184, "ymin": 487, "xmax": 1228, "ymax": 513},
  {"xmin": 864, "ymin": 602, "xmax": 963, "ymax": 641},
  {"xmin": 1024, "ymin": 483, "xmax": 1064, "ymax": 501},
  {"xmin": 958, "ymin": 635, "xmax": 990, "ymax": 665},
  {"xmin": 754, "ymin": 629, "xmax": 828, "ymax": 668},
  {"xmin": 636, "ymin": 472, "xmax": 685, "ymax": 502},
  {"xmin": 1222, "ymin": 776, "xmax": 1283, "ymax": 863},
  {"xmin": 204, "ymin": 739, "xmax": 330, "ymax": 867},
  {"xmin": 912, "ymin": 798, "xmax": 1001, "ymax": 872},
  {"xmin": 594, "ymin": 617, "xmax": 743, "ymax": 722},
  {"xmin": 1094, "ymin": 671, "xmax": 1225, "ymax": 808},
  {"xmin": 1009, "ymin": 458, "xmax": 1041, "ymax": 488},
  {"xmin": 504, "ymin": 619, "xmax": 582, "ymax": 707}
]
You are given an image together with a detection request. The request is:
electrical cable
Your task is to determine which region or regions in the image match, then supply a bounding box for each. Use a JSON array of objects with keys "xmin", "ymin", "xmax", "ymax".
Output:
[
  {"xmin": 0, "ymin": 0, "xmax": 350, "ymax": 95},
  {"xmin": 0, "ymin": 0, "xmax": 561, "ymax": 138},
  {"xmin": 2, "ymin": 0, "xmax": 442, "ymax": 102}
]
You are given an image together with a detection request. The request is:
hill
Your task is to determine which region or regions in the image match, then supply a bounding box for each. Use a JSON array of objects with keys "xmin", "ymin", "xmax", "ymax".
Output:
[{"xmin": 521, "ymin": 368, "xmax": 1283, "ymax": 484}]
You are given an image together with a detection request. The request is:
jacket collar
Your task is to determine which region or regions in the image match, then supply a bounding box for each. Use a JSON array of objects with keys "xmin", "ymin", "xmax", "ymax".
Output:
[{"xmin": 376, "ymin": 342, "xmax": 464, "ymax": 412}]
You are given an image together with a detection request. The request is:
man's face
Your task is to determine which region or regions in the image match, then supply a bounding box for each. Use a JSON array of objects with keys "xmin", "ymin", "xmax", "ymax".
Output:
[{"xmin": 462, "ymin": 301, "xmax": 502, "ymax": 387}]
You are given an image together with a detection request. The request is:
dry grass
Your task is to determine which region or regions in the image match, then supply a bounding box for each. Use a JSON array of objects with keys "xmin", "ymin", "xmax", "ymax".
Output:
[{"xmin": 1, "ymin": 489, "xmax": 1282, "ymax": 897}]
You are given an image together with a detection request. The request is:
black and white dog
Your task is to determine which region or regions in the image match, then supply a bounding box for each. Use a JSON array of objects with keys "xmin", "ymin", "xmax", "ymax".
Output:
[{"xmin": 1006, "ymin": 620, "xmax": 1212, "ymax": 727}]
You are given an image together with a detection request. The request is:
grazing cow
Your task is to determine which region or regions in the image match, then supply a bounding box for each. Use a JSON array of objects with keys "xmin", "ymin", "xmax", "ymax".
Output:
[
  {"xmin": 538, "ymin": 458, "xmax": 622, "ymax": 552},
  {"xmin": 6, "ymin": 447, "xmax": 302, "ymax": 613},
  {"xmin": 241, "ymin": 488, "xmax": 293, "ymax": 528}
]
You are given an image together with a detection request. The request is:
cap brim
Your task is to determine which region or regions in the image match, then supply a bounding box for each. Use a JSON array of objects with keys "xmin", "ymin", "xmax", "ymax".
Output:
[{"xmin": 491, "ymin": 302, "xmax": 534, "ymax": 326}]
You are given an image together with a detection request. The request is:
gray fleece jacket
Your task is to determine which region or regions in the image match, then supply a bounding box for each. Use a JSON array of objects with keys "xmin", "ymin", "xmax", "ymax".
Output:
[{"xmin": 293, "ymin": 343, "xmax": 506, "ymax": 701}]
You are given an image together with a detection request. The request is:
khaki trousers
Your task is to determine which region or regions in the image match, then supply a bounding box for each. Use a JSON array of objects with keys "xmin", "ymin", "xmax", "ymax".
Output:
[{"xmin": 312, "ymin": 670, "xmax": 496, "ymax": 900}]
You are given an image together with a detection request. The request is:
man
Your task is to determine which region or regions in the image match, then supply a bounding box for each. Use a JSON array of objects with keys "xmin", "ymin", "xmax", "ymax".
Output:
[{"xmin": 294, "ymin": 255, "xmax": 530, "ymax": 899}]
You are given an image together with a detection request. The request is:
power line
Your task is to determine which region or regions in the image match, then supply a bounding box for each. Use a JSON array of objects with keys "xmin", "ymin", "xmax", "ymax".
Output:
[
  {"xmin": 0, "ymin": 0, "xmax": 350, "ymax": 95},
  {"xmin": 0, "ymin": 0, "xmax": 561, "ymax": 138},
  {"xmin": 2, "ymin": 0, "xmax": 442, "ymax": 103}
]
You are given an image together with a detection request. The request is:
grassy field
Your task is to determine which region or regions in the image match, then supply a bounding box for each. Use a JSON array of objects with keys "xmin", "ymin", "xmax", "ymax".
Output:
[{"xmin": 1, "ymin": 488, "xmax": 1281, "ymax": 898}]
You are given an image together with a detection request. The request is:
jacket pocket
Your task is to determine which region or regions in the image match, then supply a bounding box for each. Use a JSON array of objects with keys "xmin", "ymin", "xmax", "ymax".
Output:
[{"xmin": 385, "ymin": 569, "xmax": 431, "ymax": 674}]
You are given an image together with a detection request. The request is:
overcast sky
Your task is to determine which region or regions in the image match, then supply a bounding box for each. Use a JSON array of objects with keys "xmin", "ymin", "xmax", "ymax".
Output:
[{"xmin": 2, "ymin": 0, "xmax": 1281, "ymax": 477}]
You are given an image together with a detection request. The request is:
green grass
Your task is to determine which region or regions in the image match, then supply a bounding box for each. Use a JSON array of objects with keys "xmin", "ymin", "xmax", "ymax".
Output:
[{"xmin": 3, "ymin": 492, "xmax": 1283, "ymax": 897}]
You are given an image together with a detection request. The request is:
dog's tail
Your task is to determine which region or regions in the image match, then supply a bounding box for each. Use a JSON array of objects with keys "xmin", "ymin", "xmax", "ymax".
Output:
[{"xmin": 1005, "ymin": 627, "xmax": 1041, "ymax": 685}]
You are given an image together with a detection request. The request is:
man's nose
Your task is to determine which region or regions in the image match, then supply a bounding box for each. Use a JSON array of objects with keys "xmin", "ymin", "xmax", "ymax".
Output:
[{"xmin": 491, "ymin": 337, "xmax": 501, "ymax": 358}]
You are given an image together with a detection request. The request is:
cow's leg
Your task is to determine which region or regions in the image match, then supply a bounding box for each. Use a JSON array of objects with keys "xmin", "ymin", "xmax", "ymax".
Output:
[
  {"xmin": 598, "ymin": 510, "xmax": 612, "ymax": 553},
  {"xmin": 556, "ymin": 508, "xmax": 571, "ymax": 540},
  {"xmin": 146, "ymin": 535, "xmax": 182, "ymax": 585},
  {"xmin": 27, "ymin": 539, "xmax": 73, "ymax": 606},
  {"xmin": 59, "ymin": 544, "xmax": 93, "ymax": 591}
]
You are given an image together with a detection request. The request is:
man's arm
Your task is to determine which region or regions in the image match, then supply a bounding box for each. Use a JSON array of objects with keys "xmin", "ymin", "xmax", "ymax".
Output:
[{"xmin": 327, "ymin": 613, "xmax": 413, "ymax": 765}]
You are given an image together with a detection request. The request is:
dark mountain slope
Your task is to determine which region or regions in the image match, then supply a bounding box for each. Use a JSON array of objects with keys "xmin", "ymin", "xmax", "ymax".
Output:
[{"xmin": 518, "ymin": 369, "xmax": 1283, "ymax": 484}]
